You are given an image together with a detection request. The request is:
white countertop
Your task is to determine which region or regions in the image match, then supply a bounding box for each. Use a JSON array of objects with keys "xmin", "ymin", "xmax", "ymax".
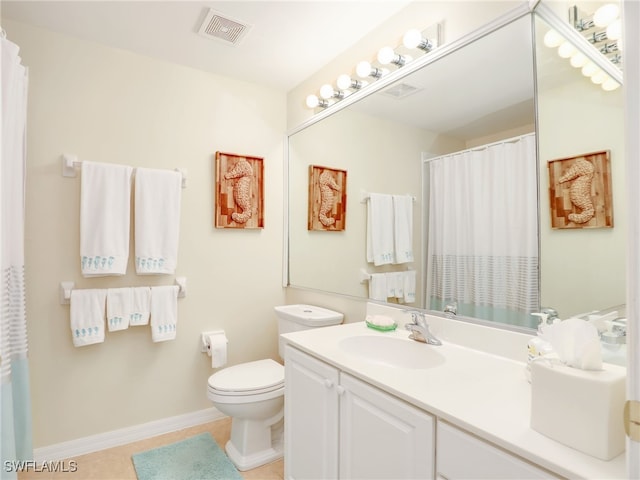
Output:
[{"xmin": 281, "ymin": 321, "xmax": 626, "ymax": 480}]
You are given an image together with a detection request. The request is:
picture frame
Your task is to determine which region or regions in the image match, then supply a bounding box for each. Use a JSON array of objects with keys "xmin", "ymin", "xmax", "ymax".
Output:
[
  {"xmin": 308, "ymin": 165, "xmax": 347, "ymax": 231},
  {"xmin": 547, "ymin": 150, "xmax": 613, "ymax": 229},
  {"xmin": 214, "ymin": 152, "xmax": 264, "ymax": 229}
]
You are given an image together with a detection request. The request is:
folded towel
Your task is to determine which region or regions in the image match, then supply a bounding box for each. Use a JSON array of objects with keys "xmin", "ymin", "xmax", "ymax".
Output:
[
  {"xmin": 366, "ymin": 194, "xmax": 394, "ymax": 266},
  {"xmin": 368, "ymin": 273, "xmax": 388, "ymax": 301},
  {"xmin": 404, "ymin": 270, "xmax": 417, "ymax": 304},
  {"xmin": 80, "ymin": 161, "xmax": 133, "ymax": 277},
  {"xmin": 393, "ymin": 195, "xmax": 414, "ymax": 264},
  {"xmin": 388, "ymin": 272, "xmax": 404, "ymax": 300},
  {"xmin": 135, "ymin": 168, "xmax": 182, "ymax": 275},
  {"xmin": 150, "ymin": 285, "xmax": 179, "ymax": 342},
  {"xmin": 130, "ymin": 286, "xmax": 151, "ymax": 326},
  {"xmin": 70, "ymin": 289, "xmax": 107, "ymax": 347},
  {"xmin": 106, "ymin": 288, "xmax": 131, "ymax": 332}
]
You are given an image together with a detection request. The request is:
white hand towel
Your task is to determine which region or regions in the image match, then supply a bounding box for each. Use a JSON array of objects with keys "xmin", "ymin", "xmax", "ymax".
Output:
[
  {"xmin": 385, "ymin": 272, "xmax": 397, "ymax": 298},
  {"xmin": 106, "ymin": 288, "xmax": 131, "ymax": 332},
  {"xmin": 368, "ymin": 273, "xmax": 388, "ymax": 301},
  {"xmin": 70, "ymin": 289, "xmax": 107, "ymax": 347},
  {"xmin": 389, "ymin": 272, "xmax": 404, "ymax": 300},
  {"xmin": 130, "ymin": 286, "xmax": 151, "ymax": 326},
  {"xmin": 80, "ymin": 161, "xmax": 133, "ymax": 277},
  {"xmin": 393, "ymin": 195, "xmax": 414, "ymax": 264},
  {"xmin": 150, "ymin": 285, "xmax": 179, "ymax": 342},
  {"xmin": 404, "ymin": 270, "xmax": 417, "ymax": 304},
  {"xmin": 135, "ymin": 168, "xmax": 182, "ymax": 275},
  {"xmin": 366, "ymin": 194, "xmax": 394, "ymax": 266}
]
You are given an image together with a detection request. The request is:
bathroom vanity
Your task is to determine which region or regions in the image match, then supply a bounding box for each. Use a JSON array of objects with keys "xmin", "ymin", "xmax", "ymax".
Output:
[{"xmin": 282, "ymin": 316, "xmax": 626, "ymax": 479}]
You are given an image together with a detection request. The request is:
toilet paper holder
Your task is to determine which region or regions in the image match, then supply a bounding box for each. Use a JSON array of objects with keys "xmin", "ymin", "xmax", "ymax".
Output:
[{"xmin": 201, "ymin": 330, "xmax": 226, "ymax": 353}]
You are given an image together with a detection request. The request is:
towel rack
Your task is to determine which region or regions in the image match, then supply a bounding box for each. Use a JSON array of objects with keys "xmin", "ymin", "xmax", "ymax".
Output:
[
  {"xmin": 61, "ymin": 154, "xmax": 188, "ymax": 188},
  {"xmin": 359, "ymin": 189, "xmax": 417, "ymax": 204},
  {"xmin": 59, "ymin": 277, "xmax": 187, "ymax": 305},
  {"xmin": 360, "ymin": 268, "xmax": 414, "ymax": 284}
]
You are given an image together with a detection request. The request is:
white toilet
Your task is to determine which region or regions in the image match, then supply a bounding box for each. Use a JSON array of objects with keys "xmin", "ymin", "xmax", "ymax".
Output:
[{"xmin": 207, "ymin": 304, "xmax": 344, "ymax": 471}]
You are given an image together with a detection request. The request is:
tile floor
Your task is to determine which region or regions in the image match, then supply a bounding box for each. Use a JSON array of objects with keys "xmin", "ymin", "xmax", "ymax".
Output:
[{"xmin": 17, "ymin": 417, "xmax": 284, "ymax": 480}]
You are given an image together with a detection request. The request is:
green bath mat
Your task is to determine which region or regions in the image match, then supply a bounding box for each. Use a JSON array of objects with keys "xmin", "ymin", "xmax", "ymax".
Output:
[{"xmin": 132, "ymin": 432, "xmax": 243, "ymax": 480}]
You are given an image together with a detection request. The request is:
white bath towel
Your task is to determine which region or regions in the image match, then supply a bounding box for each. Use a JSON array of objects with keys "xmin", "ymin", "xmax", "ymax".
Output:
[
  {"xmin": 130, "ymin": 286, "xmax": 151, "ymax": 326},
  {"xmin": 368, "ymin": 273, "xmax": 388, "ymax": 301},
  {"xmin": 387, "ymin": 272, "xmax": 404, "ymax": 300},
  {"xmin": 70, "ymin": 289, "xmax": 107, "ymax": 347},
  {"xmin": 150, "ymin": 285, "xmax": 179, "ymax": 342},
  {"xmin": 106, "ymin": 288, "xmax": 131, "ymax": 332},
  {"xmin": 135, "ymin": 168, "xmax": 182, "ymax": 275},
  {"xmin": 403, "ymin": 270, "xmax": 417, "ymax": 304},
  {"xmin": 80, "ymin": 161, "xmax": 133, "ymax": 277},
  {"xmin": 393, "ymin": 195, "xmax": 414, "ymax": 264},
  {"xmin": 366, "ymin": 193, "xmax": 394, "ymax": 266}
]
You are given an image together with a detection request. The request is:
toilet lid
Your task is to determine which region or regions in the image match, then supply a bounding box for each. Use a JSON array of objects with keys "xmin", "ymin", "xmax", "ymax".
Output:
[{"xmin": 208, "ymin": 359, "xmax": 284, "ymax": 393}]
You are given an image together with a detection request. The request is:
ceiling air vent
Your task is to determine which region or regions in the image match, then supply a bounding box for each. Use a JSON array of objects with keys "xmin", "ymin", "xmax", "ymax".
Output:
[
  {"xmin": 382, "ymin": 83, "xmax": 421, "ymax": 99},
  {"xmin": 198, "ymin": 9, "xmax": 252, "ymax": 46}
]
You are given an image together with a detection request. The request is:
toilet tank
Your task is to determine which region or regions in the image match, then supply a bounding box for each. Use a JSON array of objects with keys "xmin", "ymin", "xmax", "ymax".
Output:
[{"xmin": 274, "ymin": 304, "xmax": 344, "ymax": 358}]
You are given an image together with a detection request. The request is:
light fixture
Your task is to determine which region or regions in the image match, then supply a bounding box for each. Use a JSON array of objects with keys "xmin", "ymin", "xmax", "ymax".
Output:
[
  {"xmin": 602, "ymin": 77, "xmax": 620, "ymax": 91},
  {"xmin": 355, "ymin": 61, "xmax": 387, "ymax": 79},
  {"xmin": 570, "ymin": 51, "xmax": 588, "ymax": 68},
  {"xmin": 305, "ymin": 94, "xmax": 329, "ymax": 109},
  {"xmin": 557, "ymin": 41, "xmax": 577, "ymax": 59},
  {"xmin": 377, "ymin": 46, "xmax": 412, "ymax": 67},
  {"xmin": 606, "ymin": 19, "xmax": 622, "ymax": 41},
  {"xmin": 593, "ymin": 3, "xmax": 619, "ymax": 27},
  {"xmin": 336, "ymin": 74, "xmax": 366, "ymax": 91},
  {"xmin": 543, "ymin": 29, "xmax": 564, "ymax": 48},
  {"xmin": 581, "ymin": 61, "xmax": 599, "ymax": 77},
  {"xmin": 402, "ymin": 29, "xmax": 434, "ymax": 52},
  {"xmin": 590, "ymin": 69, "xmax": 608, "ymax": 85},
  {"xmin": 319, "ymin": 84, "xmax": 347, "ymax": 101}
]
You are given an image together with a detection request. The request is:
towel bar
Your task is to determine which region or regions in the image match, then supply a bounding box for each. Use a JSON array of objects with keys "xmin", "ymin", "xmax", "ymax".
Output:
[
  {"xmin": 359, "ymin": 189, "xmax": 417, "ymax": 204},
  {"xmin": 59, "ymin": 277, "xmax": 187, "ymax": 305},
  {"xmin": 61, "ymin": 154, "xmax": 188, "ymax": 188}
]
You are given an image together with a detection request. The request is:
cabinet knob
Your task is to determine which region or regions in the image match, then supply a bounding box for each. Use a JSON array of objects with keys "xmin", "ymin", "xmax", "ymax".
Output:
[
  {"xmin": 336, "ymin": 385, "xmax": 346, "ymax": 395},
  {"xmin": 324, "ymin": 379, "xmax": 334, "ymax": 388}
]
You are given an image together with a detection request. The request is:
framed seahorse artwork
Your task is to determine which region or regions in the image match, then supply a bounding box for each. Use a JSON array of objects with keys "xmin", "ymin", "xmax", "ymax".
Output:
[
  {"xmin": 214, "ymin": 152, "xmax": 264, "ymax": 229},
  {"xmin": 547, "ymin": 150, "xmax": 613, "ymax": 229},
  {"xmin": 308, "ymin": 165, "xmax": 347, "ymax": 231}
]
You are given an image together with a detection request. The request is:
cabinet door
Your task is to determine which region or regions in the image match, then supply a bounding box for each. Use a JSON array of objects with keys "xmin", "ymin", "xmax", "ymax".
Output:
[
  {"xmin": 339, "ymin": 373, "xmax": 435, "ymax": 479},
  {"xmin": 284, "ymin": 346, "xmax": 340, "ymax": 480},
  {"xmin": 437, "ymin": 421, "xmax": 559, "ymax": 479}
]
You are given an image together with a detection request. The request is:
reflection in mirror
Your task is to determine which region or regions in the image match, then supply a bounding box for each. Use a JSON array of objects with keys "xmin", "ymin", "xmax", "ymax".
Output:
[{"xmin": 288, "ymin": 13, "xmax": 537, "ymax": 330}]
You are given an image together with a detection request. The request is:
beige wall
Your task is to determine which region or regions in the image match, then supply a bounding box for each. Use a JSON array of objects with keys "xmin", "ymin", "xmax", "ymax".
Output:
[{"xmin": 5, "ymin": 19, "xmax": 287, "ymax": 448}]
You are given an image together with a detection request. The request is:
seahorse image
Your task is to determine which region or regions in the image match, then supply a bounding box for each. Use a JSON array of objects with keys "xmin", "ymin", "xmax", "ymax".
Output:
[
  {"xmin": 558, "ymin": 158, "xmax": 595, "ymax": 224},
  {"xmin": 224, "ymin": 159, "xmax": 253, "ymax": 224},
  {"xmin": 318, "ymin": 170, "xmax": 340, "ymax": 227}
]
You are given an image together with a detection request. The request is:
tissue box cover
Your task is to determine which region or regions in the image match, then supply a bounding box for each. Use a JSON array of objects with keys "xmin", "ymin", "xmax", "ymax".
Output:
[{"xmin": 530, "ymin": 361, "xmax": 626, "ymax": 460}]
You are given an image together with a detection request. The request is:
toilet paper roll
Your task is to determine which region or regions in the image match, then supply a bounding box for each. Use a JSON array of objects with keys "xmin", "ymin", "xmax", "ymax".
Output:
[{"xmin": 208, "ymin": 333, "xmax": 228, "ymax": 368}]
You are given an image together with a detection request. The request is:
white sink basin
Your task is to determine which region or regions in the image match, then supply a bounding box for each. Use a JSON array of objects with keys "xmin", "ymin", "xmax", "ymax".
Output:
[{"xmin": 338, "ymin": 335, "xmax": 445, "ymax": 369}]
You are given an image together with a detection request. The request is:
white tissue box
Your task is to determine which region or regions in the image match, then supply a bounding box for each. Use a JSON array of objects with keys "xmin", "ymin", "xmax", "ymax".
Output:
[{"xmin": 530, "ymin": 360, "xmax": 626, "ymax": 460}]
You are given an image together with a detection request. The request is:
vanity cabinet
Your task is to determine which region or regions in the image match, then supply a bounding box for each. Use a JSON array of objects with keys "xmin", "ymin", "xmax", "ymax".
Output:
[
  {"xmin": 436, "ymin": 422, "xmax": 558, "ymax": 479},
  {"xmin": 285, "ymin": 345, "xmax": 435, "ymax": 479}
]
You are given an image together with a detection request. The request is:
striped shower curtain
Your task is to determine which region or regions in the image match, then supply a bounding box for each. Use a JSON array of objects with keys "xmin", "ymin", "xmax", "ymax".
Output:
[
  {"xmin": 1, "ymin": 32, "xmax": 33, "ymax": 475},
  {"xmin": 425, "ymin": 133, "xmax": 539, "ymax": 328}
]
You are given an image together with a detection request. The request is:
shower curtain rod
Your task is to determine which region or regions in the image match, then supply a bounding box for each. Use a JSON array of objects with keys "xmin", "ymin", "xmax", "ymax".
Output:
[{"xmin": 423, "ymin": 132, "xmax": 535, "ymax": 163}]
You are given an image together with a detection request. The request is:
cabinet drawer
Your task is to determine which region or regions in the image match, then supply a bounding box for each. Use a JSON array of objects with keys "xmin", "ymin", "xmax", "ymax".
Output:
[{"xmin": 436, "ymin": 422, "xmax": 558, "ymax": 479}]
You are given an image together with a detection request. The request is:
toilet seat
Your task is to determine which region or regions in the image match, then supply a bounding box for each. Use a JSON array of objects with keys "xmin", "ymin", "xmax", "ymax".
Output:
[{"xmin": 207, "ymin": 359, "xmax": 284, "ymax": 404}]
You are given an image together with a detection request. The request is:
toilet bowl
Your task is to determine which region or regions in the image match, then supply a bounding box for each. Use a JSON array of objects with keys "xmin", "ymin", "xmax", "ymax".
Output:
[
  {"xmin": 206, "ymin": 304, "xmax": 344, "ymax": 471},
  {"xmin": 207, "ymin": 359, "xmax": 285, "ymax": 471}
]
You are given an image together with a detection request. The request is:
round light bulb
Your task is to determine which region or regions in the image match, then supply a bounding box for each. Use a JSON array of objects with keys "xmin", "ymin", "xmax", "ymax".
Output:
[
  {"xmin": 305, "ymin": 94, "xmax": 320, "ymax": 109},
  {"xmin": 606, "ymin": 19, "xmax": 622, "ymax": 40},
  {"xmin": 543, "ymin": 29, "xmax": 564, "ymax": 48},
  {"xmin": 377, "ymin": 46, "xmax": 396, "ymax": 65},
  {"xmin": 570, "ymin": 52, "xmax": 588, "ymax": 68},
  {"xmin": 356, "ymin": 61, "xmax": 372, "ymax": 78},
  {"xmin": 403, "ymin": 29, "xmax": 423, "ymax": 49},
  {"xmin": 557, "ymin": 41, "xmax": 576, "ymax": 59},
  {"xmin": 602, "ymin": 78, "xmax": 620, "ymax": 91},
  {"xmin": 319, "ymin": 84, "xmax": 335, "ymax": 100},
  {"xmin": 593, "ymin": 3, "xmax": 619, "ymax": 27},
  {"xmin": 336, "ymin": 74, "xmax": 352, "ymax": 90},
  {"xmin": 581, "ymin": 62, "xmax": 598, "ymax": 77},
  {"xmin": 591, "ymin": 70, "xmax": 607, "ymax": 85}
]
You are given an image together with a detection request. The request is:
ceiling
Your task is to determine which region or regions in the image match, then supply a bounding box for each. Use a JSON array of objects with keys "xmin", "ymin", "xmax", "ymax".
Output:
[{"xmin": 0, "ymin": 1, "xmax": 412, "ymax": 92}]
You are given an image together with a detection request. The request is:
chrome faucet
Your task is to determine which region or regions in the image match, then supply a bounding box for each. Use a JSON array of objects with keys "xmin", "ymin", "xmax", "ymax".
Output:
[{"xmin": 404, "ymin": 310, "xmax": 442, "ymax": 346}]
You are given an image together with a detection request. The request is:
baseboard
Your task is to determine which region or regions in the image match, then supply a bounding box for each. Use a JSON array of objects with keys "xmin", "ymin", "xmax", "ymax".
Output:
[{"xmin": 33, "ymin": 407, "xmax": 226, "ymax": 462}]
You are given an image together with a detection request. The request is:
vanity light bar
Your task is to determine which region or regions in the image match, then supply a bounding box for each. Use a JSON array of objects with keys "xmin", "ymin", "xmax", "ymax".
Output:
[{"xmin": 305, "ymin": 22, "xmax": 442, "ymax": 112}]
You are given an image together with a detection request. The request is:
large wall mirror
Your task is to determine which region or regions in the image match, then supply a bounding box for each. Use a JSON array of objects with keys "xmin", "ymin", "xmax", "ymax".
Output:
[{"xmin": 287, "ymin": 3, "xmax": 625, "ymax": 331}]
